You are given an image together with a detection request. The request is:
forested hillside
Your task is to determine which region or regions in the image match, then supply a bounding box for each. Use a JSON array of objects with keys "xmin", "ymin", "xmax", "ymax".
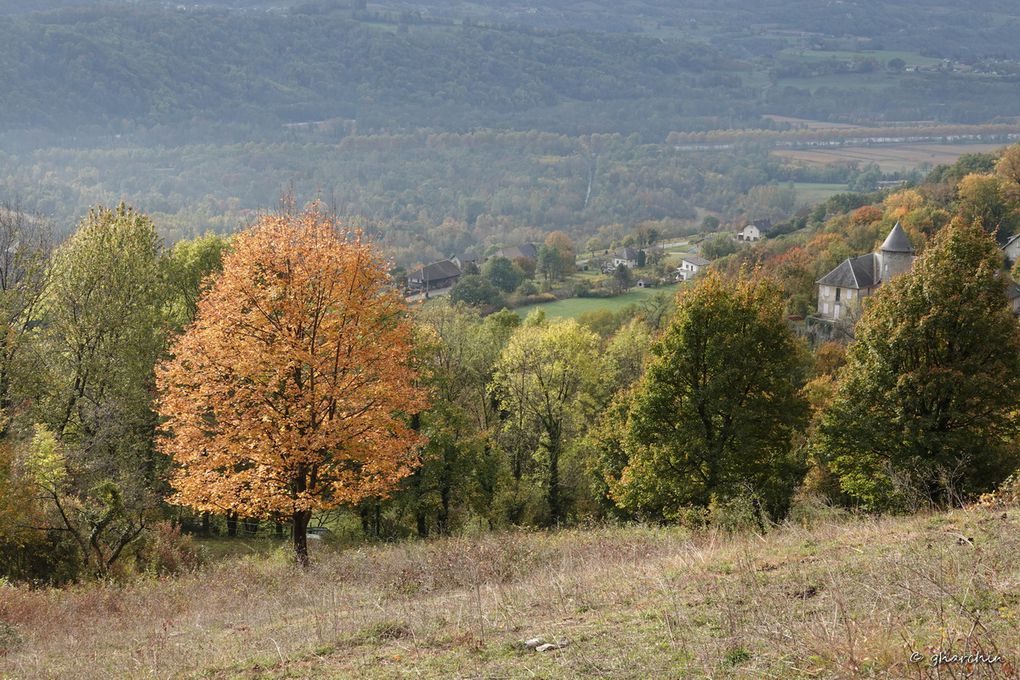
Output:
[
  {"xmin": 3, "ymin": 1, "xmax": 1020, "ymax": 140},
  {"xmin": 0, "ymin": 5, "xmax": 745, "ymax": 136},
  {"xmin": 4, "ymin": 0, "xmax": 1020, "ymax": 259}
]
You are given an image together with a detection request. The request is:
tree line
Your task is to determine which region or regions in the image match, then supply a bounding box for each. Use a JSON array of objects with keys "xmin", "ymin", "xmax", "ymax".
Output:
[{"xmin": 3, "ymin": 179, "xmax": 1020, "ymax": 573}]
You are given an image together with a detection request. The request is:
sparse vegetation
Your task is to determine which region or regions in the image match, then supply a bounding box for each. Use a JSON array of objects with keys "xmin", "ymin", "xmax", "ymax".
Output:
[{"xmin": 3, "ymin": 508, "xmax": 1020, "ymax": 678}]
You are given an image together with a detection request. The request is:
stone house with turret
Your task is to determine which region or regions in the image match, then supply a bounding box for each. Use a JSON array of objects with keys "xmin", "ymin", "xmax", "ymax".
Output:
[{"xmin": 815, "ymin": 222, "xmax": 915, "ymax": 321}]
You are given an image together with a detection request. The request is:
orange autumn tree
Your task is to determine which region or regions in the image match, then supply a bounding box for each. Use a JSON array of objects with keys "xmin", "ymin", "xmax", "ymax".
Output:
[{"xmin": 157, "ymin": 207, "xmax": 428, "ymax": 565}]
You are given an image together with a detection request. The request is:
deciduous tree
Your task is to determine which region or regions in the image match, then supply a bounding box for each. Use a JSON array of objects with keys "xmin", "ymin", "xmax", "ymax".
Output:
[
  {"xmin": 490, "ymin": 319, "xmax": 606, "ymax": 525},
  {"xmin": 158, "ymin": 207, "xmax": 427, "ymax": 565},
  {"xmin": 615, "ymin": 272, "xmax": 809, "ymax": 522},
  {"xmin": 817, "ymin": 220, "xmax": 1020, "ymax": 510}
]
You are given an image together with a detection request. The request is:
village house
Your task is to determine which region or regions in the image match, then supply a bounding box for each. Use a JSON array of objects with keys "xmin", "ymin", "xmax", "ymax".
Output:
[
  {"xmin": 493, "ymin": 243, "xmax": 538, "ymax": 262},
  {"xmin": 675, "ymin": 254, "xmax": 709, "ymax": 281},
  {"xmin": 408, "ymin": 258, "xmax": 462, "ymax": 292},
  {"xmin": 610, "ymin": 246, "xmax": 641, "ymax": 268},
  {"xmin": 1003, "ymin": 233, "xmax": 1020, "ymax": 265},
  {"xmin": 736, "ymin": 218, "xmax": 771, "ymax": 242},
  {"xmin": 451, "ymin": 252, "xmax": 481, "ymax": 271},
  {"xmin": 815, "ymin": 222, "xmax": 914, "ymax": 321}
]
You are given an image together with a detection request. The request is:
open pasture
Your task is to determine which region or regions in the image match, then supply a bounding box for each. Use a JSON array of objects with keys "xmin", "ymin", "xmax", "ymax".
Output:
[{"xmin": 514, "ymin": 284, "xmax": 679, "ymax": 320}]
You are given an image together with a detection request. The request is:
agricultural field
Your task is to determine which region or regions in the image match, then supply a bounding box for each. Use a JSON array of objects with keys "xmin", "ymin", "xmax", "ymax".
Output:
[
  {"xmin": 514, "ymin": 284, "xmax": 681, "ymax": 320},
  {"xmin": 762, "ymin": 115, "xmax": 861, "ymax": 130},
  {"xmin": 792, "ymin": 182, "xmax": 849, "ymax": 204},
  {"xmin": 774, "ymin": 143, "xmax": 1006, "ymax": 172},
  {"xmin": 776, "ymin": 48, "xmax": 943, "ymax": 68}
]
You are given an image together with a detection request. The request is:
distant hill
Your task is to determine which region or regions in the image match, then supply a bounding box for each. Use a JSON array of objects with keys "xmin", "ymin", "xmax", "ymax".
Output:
[
  {"xmin": 0, "ymin": 4, "xmax": 743, "ymax": 137},
  {"xmin": 3, "ymin": 2, "xmax": 1020, "ymax": 140}
]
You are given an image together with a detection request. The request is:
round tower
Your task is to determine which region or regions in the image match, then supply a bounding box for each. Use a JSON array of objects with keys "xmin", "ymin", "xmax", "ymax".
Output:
[{"xmin": 879, "ymin": 222, "xmax": 915, "ymax": 282}]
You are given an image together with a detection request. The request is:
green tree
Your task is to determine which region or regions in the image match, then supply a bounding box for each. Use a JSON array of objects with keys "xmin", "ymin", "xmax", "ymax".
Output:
[
  {"xmin": 0, "ymin": 204, "xmax": 50, "ymax": 436},
  {"xmin": 41, "ymin": 204, "xmax": 166, "ymax": 486},
  {"xmin": 536, "ymin": 245, "xmax": 565, "ymax": 284},
  {"xmin": 490, "ymin": 319, "xmax": 606, "ymax": 525},
  {"xmin": 481, "ymin": 256, "xmax": 524, "ymax": 293},
  {"xmin": 450, "ymin": 274, "xmax": 505, "ymax": 309},
  {"xmin": 956, "ymin": 173, "xmax": 1020, "ymax": 241},
  {"xmin": 544, "ymin": 231, "xmax": 576, "ymax": 276},
  {"xmin": 612, "ymin": 263, "xmax": 633, "ymax": 293},
  {"xmin": 32, "ymin": 204, "xmax": 166, "ymax": 573},
  {"xmin": 817, "ymin": 220, "xmax": 1020, "ymax": 510},
  {"xmin": 701, "ymin": 233, "xmax": 739, "ymax": 259},
  {"xmin": 405, "ymin": 301, "xmax": 512, "ymax": 535},
  {"xmin": 162, "ymin": 232, "xmax": 229, "ymax": 329},
  {"xmin": 616, "ymin": 272, "xmax": 809, "ymax": 521}
]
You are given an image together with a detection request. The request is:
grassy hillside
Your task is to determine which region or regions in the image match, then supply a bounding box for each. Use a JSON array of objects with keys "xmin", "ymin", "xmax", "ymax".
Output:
[{"xmin": 3, "ymin": 507, "xmax": 1018, "ymax": 678}]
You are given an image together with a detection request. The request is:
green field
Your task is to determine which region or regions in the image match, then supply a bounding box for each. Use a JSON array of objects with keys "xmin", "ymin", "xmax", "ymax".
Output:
[
  {"xmin": 793, "ymin": 182, "xmax": 850, "ymax": 204},
  {"xmin": 514, "ymin": 284, "xmax": 680, "ymax": 320},
  {"xmin": 780, "ymin": 48, "xmax": 942, "ymax": 67}
]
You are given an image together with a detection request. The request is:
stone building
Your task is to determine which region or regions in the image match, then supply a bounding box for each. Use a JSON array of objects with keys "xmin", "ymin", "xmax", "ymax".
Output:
[{"xmin": 815, "ymin": 222, "xmax": 914, "ymax": 321}]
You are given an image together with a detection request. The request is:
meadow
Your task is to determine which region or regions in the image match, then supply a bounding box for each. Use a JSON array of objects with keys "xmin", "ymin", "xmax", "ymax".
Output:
[
  {"xmin": 2, "ymin": 505, "xmax": 1018, "ymax": 678},
  {"xmin": 514, "ymin": 284, "xmax": 680, "ymax": 320}
]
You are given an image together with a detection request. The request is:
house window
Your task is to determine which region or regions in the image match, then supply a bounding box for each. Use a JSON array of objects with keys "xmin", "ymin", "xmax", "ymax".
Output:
[
  {"xmin": 822, "ymin": 302, "xmax": 830, "ymax": 315},
  {"xmin": 835, "ymin": 288, "xmax": 841, "ymax": 302},
  {"xmin": 847, "ymin": 289, "xmax": 854, "ymax": 300}
]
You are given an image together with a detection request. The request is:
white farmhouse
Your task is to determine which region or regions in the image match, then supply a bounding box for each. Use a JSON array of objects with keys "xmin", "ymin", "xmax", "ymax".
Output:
[{"xmin": 675, "ymin": 254, "xmax": 709, "ymax": 281}]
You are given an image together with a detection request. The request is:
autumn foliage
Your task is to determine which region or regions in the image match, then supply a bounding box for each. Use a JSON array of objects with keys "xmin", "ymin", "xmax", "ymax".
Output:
[{"xmin": 157, "ymin": 207, "xmax": 427, "ymax": 564}]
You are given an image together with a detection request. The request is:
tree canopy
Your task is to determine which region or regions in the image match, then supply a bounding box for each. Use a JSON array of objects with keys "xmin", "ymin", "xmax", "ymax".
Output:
[
  {"xmin": 614, "ymin": 272, "xmax": 809, "ymax": 522},
  {"xmin": 817, "ymin": 220, "xmax": 1020, "ymax": 510},
  {"xmin": 157, "ymin": 207, "xmax": 428, "ymax": 565}
]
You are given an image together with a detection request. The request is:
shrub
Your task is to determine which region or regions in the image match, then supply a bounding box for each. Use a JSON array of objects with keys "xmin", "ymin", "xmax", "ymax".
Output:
[
  {"xmin": 977, "ymin": 473, "xmax": 1020, "ymax": 509},
  {"xmin": 135, "ymin": 522, "xmax": 204, "ymax": 577}
]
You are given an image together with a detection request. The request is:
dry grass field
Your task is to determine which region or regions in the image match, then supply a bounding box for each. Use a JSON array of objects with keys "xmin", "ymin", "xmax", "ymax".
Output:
[
  {"xmin": 762, "ymin": 115, "xmax": 863, "ymax": 130},
  {"xmin": 2, "ymin": 506, "xmax": 1020, "ymax": 679},
  {"xmin": 774, "ymin": 143, "xmax": 1006, "ymax": 173}
]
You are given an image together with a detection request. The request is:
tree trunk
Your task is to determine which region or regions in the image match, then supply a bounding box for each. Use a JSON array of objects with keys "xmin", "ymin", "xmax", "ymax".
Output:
[
  {"xmin": 226, "ymin": 511, "xmax": 238, "ymax": 537},
  {"xmin": 547, "ymin": 427, "xmax": 562, "ymax": 526},
  {"xmin": 416, "ymin": 511, "xmax": 429, "ymax": 538},
  {"xmin": 359, "ymin": 505, "xmax": 371, "ymax": 536},
  {"xmin": 293, "ymin": 509, "xmax": 311, "ymax": 568},
  {"xmin": 437, "ymin": 485, "xmax": 451, "ymax": 535},
  {"xmin": 201, "ymin": 511, "xmax": 211, "ymax": 537}
]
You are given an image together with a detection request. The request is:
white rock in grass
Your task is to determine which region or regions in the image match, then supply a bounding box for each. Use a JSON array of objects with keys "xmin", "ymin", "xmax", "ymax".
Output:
[
  {"xmin": 523, "ymin": 637, "xmax": 544, "ymax": 649},
  {"xmin": 535, "ymin": 639, "xmax": 569, "ymax": 652}
]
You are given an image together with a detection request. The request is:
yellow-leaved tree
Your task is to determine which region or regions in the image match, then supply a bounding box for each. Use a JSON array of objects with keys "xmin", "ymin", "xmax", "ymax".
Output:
[{"xmin": 157, "ymin": 207, "xmax": 428, "ymax": 565}]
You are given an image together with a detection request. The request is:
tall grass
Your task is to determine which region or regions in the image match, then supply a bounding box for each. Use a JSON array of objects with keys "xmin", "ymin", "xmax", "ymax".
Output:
[{"xmin": 2, "ymin": 509, "xmax": 1019, "ymax": 678}]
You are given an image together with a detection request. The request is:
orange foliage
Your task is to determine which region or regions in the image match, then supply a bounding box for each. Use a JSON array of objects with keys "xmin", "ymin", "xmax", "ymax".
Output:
[
  {"xmin": 849, "ymin": 205, "xmax": 882, "ymax": 226},
  {"xmin": 157, "ymin": 207, "xmax": 427, "ymax": 560}
]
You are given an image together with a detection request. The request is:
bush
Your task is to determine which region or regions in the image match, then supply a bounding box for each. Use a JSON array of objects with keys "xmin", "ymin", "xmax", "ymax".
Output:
[
  {"xmin": 135, "ymin": 522, "xmax": 204, "ymax": 577},
  {"xmin": 977, "ymin": 473, "xmax": 1020, "ymax": 509},
  {"xmin": 512, "ymin": 292, "xmax": 557, "ymax": 307},
  {"xmin": 515, "ymin": 280, "xmax": 538, "ymax": 296},
  {"xmin": 0, "ymin": 619, "xmax": 20, "ymax": 654}
]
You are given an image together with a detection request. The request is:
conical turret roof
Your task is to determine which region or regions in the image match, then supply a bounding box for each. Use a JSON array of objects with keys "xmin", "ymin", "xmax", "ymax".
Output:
[{"xmin": 880, "ymin": 222, "xmax": 914, "ymax": 253}]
